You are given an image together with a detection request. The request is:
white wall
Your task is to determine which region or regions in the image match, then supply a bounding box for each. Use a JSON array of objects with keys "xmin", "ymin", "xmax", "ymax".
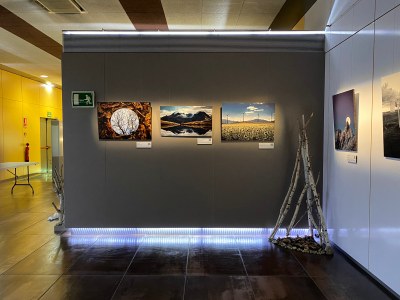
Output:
[{"xmin": 324, "ymin": 0, "xmax": 400, "ymax": 295}]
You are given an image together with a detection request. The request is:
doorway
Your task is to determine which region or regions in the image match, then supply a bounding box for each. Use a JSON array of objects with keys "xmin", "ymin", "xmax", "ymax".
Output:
[
  {"xmin": 40, "ymin": 118, "xmax": 63, "ymax": 179},
  {"xmin": 40, "ymin": 118, "xmax": 52, "ymax": 174}
]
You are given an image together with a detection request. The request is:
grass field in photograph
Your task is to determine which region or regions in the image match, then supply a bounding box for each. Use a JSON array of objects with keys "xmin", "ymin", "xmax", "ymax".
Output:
[{"xmin": 222, "ymin": 122, "xmax": 274, "ymax": 141}]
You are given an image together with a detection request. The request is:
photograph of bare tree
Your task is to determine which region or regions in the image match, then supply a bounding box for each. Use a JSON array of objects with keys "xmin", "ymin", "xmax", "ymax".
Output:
[
  {"xmin": 97, "ymin": 102, "xmax": 152, "ymax": 140},
  {"xmin": 332, "ymin": 90, "xmax": 358, "ymax": 151},
  {"xmin": 382, "ymin": 72, "xmax": 400, "ymax": 158},
  {"xmin": 221, "ymin": 102, "xmax": 275, "ymax": 142}
]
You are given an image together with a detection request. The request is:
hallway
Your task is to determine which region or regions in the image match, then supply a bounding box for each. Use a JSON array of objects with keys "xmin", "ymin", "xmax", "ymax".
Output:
[{"xmin": 0, "ymin": 177, "xmax": 394, "ymax": 299}]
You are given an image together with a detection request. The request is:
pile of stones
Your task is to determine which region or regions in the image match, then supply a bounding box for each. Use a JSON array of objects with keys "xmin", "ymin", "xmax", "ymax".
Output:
[{"xmin": 271, "ymin": 235, "xmax": 333, "ymax": 255}]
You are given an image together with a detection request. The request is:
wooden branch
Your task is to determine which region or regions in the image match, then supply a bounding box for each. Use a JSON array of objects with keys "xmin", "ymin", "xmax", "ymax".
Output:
[
  {"xmin": 287, "ymin": 183, "xmax": 307, "ymax": 235},
  {"xmin": 269, "ymin": 135, "xmax": 302, "ymax": 240}
]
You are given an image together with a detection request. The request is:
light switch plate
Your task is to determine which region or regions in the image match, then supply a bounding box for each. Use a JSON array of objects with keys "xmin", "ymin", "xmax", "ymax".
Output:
[
  {"xmin": 136, "ymin": 141, "xmax": 152, "ymax": 149},
  {"xmin": 259, "ymin": 142, "xmax": 274, "ymax": 149},
  {"xmin": 197, "ymin": 138, "xmax": 212, "ymax": 145}
]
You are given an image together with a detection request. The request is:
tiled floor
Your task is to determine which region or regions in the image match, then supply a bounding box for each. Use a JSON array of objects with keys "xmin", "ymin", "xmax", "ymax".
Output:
[{"xmin": 0, "ymin": 175, "xmax": 397, "ymax": 299}]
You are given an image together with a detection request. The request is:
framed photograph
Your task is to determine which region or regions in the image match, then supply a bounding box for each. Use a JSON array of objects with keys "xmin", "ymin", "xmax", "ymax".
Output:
[
  {"xmin": 221, "ymin": 102, "xmax": 275, "ymax": 142},
  {"xmin": 160, "ymin": 106, "xmax": 212, "ymax": 137},
  {"xmin": 97, "ymin": 102, "xmax": 152, "ymax": 140},
  {"xmin": 381, "ymin": 72, "xmax": 400, "ymax": 158},
  {"xmin": 332, "ymin": 90, "xmax": 358, "ymax": 151}
]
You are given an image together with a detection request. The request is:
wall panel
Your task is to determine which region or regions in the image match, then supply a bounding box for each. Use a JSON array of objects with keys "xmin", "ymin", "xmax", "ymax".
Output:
[
  {"xmin": 22, "ymin": 102, "xmax": 41, "ymax": 174},
  {"xmin": 0, "ymin": 97, "xmax": 4, "ymax": 180},
  {"xmin": 369, "ymin": 6, "xmax": 400, "ymax": 294},
  {"xmin": 375, "ymin": 0, "xmax": 400, "ymax": 19},
  {"xmin": 3, "ymin": 99, "xmax": 23, "ymax": 163},
  {"xmin": 324, "ymin": 25, "xmax": 374, "ymax": 268},
  {"xmin": 325, "ymin": 1, "xmax": 400, "ymax": 296},
  {"xmin": 22, "ymin": 77, "xmax": 40, "ymax": 105},
  {"xmin": 2, "ymin": 71, "xmax": 22, "ymax": 102},
  {"xmin": 62, "ymin": 49, "xmax": 325, "ymax": 228},
  {"xmin": 325, "ymin": 0, "xmax": 376, "ymax": 52}
]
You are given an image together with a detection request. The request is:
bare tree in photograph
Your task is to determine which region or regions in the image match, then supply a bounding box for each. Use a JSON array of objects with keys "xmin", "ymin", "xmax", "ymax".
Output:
[{"xmin": 110, "ymin": 108, "xmax": 139, "ymax": 135}]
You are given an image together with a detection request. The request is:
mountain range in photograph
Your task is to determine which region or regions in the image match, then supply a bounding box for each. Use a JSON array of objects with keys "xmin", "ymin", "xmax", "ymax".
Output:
[{"xmin": 160, "ymin": 106, "xmax": 212, "ymax": 137}]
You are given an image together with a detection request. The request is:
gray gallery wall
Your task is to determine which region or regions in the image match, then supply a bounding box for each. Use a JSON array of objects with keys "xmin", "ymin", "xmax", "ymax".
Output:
[{"xmin": 62, "ymin": 35, "xmax": 325, "ymax": 228}]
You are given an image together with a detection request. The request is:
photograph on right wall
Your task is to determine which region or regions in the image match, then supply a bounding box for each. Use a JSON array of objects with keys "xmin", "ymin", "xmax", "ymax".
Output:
[
  {"xmin": 381, "ymin": 72, "xmax": 400, "ymax": 159},
  {"xmin": 332, "ymin": 89, "xmax": 358, "ymax": 151}
]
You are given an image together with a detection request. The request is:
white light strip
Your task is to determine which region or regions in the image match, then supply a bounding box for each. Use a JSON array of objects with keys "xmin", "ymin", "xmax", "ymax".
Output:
[
  {"xmin": 66, "ymin": 228, "xmax": 312, "ymax": 247},
  {"xmin": 63, "ymin": 30, "xmax": 325, "ymax": 36},
  {"xmin": 68, "ymin": 227, "xmax": 309, "ymax": 236},
  {"xmin": 66, "ymin": 236, "xmax": 269, "ymax": 247}
]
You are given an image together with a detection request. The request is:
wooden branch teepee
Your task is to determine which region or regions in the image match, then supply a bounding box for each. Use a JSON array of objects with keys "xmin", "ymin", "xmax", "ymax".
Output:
[{"xmin": 269, "ymin": 114, "xmax": 333, "ymax": 255}]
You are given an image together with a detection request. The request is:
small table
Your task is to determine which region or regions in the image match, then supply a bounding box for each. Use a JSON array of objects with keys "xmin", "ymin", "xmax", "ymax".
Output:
[{"xmin": 0, "ymin": 162, "xmax": 39, "ymax": 194}]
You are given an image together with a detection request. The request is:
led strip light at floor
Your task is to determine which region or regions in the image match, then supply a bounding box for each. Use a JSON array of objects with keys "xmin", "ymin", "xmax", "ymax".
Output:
[{"xmin": 68, "ymin": 227, "xmax": 309, "ymax": 236}]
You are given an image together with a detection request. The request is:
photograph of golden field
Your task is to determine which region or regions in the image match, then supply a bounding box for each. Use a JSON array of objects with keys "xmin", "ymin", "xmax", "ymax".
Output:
[{"xmin": 221, "ymin": 102, "xmax": 275, "ymax": 142}]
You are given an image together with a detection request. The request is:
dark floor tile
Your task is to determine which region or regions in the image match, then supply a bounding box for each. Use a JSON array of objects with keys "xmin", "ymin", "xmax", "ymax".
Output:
[
  {"xmin": 127, "ymin": 246, "xmax": 187, "ymax": 275},
  {"xmin": 5, "ymin": 236, "xmax": 93, "ymax": 275},
  {"xmin": 0, "ymin": 274, "xmax": 59, "ymax": 299},
  {"xmin": 40, "ymin": 275, "xmax": 121, "ymax": 300},
  {"xmin": 249, "ymin": 276, "xmax": 326, "ymax": 300},
  {"xmin": 292, "ymin": 249, "xmax": 366, "ymax": 278},
  {"xmin": 67, "ymin": 246, "xmax": 137, "ymax": 275},
  {"xmin": 185, "ymin": 275, "xmax": 253, "ymax": 300},
  {"xmin": 313, "ymin": 276, "xmax": 395, "ymax": 300},
  {"xmin": 241, "ymin": 242, "xmax": 306, "ymax": 276},
  {"xmin": 113, "ymin": 275, "xmax": 185, "ymax": 300},
  {"xmin": 187, "ymin": 248, "xmax": 246, "ymax": 276}
]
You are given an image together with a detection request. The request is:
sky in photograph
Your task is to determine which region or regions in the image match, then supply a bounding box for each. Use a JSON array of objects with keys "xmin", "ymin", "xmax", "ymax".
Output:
[
  {"xmin": 333, "ymin": 90, "xmax": 356, "ymax": 132},
  {"xmin": 221, "ymin": 103, "xmax": 275, "ymax": 122},
  {"xmin": 381, "ymin": 72, "xmax": 400, "ymax": 112},
  {"xmin": 160, "ymin": 106, "xmax": 212, "ymax": 117}
]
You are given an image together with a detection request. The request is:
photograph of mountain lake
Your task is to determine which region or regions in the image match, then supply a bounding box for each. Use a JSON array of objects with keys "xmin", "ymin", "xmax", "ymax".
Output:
[
  {"xmin": 160, "ymin": 106, "xmax": 212, "ymax": 137},
  {"xmin": 221, "ymin": 103, "xmax": 275, "ymax": 142},
  {"xmin": 382, "ymin": 72, "xmax": 400, "ymax": 159},
  {"xmin": 97, "ymin": 102, "xmax": 152, "ymax": 140}
]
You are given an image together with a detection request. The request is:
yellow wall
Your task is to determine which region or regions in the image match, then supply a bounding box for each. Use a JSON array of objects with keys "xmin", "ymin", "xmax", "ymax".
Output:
[{"xmin": 0, "ymin": 69, "xmax": 62, "ymax": 180}]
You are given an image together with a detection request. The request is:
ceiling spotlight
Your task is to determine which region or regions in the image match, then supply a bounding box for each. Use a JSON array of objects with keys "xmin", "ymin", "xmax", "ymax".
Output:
[
  {"xmin": 41, "ymin": 82, "xmax": 54, "ymax": 90},
  {"xmin": 40, "ymin": 75, "xmax": 48, "ymax": 78}
]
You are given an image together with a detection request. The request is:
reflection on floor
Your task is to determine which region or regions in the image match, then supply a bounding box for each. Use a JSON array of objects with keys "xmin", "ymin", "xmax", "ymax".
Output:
[{"xmin": 0, "ymin": 176, "xmax": 395, "ymax": 299}]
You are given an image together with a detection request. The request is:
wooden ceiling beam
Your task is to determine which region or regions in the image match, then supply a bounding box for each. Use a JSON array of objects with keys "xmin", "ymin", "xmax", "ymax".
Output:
[
  {"xmin": 269, "ymin": 0, "xmax": 317, "ymax": 30},
  {"xmin": 0, "ymin": 5, "xmax": 62, "ymax": 59},
  {"xmin": 119, "ymin": 0, "xmax": 168, "ymax": 31}
]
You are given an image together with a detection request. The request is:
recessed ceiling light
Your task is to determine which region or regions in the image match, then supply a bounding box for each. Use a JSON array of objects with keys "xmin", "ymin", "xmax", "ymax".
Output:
[
  {"xmin": 40, "ymin": 75, "xmax": 48, "ymax": 78},
  {"xmin": 41, "ymin": 82, "xmax": 54, "ymax": 90}
]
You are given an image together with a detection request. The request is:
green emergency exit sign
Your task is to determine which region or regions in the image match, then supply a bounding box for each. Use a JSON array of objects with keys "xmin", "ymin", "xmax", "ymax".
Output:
[{"xmin": 71, "ymin": 91, "xmax": 95, "ymax": 108}]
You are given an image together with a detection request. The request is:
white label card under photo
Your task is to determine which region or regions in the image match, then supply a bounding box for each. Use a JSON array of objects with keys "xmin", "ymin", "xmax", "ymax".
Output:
[
  {"xmin": 197, "ymin": 138, "xmax": 213, "ymax": 145},
  {"xmin": 347, "ymin": 154, "xmax": 357, "ymax": 164},
  {"xmin": 136, "ymin": 141, "xmax": 152, "ymax": 149},
  {"xmin": 259, "ymin": 142, "xmax": 274, "ymax": 149}
]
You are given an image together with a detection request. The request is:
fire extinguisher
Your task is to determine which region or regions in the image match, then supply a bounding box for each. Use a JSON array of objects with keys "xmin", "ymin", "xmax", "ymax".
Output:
[{"xmin": 25, "ymin": 143, "xmax": 30, "ymax": 162}]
